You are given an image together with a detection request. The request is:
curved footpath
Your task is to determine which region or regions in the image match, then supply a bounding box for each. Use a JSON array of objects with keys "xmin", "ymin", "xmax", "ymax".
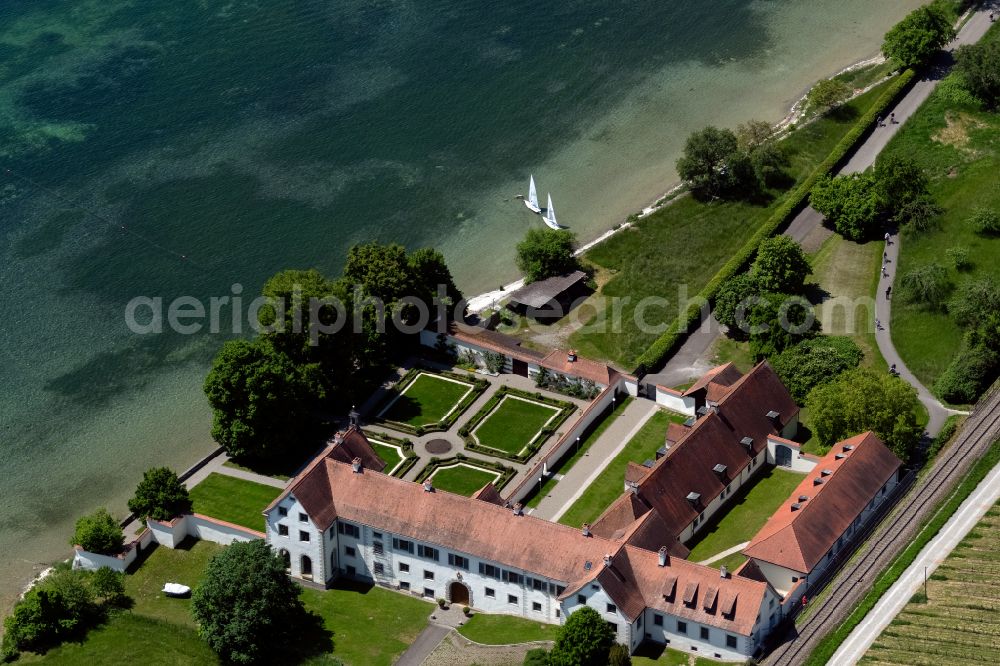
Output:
[{"xmin": 652, "ymin": 5, "xmax": 994, "ymax": 438}]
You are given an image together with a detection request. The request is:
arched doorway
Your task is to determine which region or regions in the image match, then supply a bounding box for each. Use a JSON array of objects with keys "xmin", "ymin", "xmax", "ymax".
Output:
[
  {"xmin": 301, "ymin": 555, "xmax": 313, "ymax": 580},
  {"xmin": 279, "ymin": 549, "xmax": 291, "ymax": 572},
  {"xmin": 775, "ymin": 445, "xmax": 792, "ymax": 467},
  {"xmin": 449, "ymin": 581, "xmax": 470, "ymax": 606}
]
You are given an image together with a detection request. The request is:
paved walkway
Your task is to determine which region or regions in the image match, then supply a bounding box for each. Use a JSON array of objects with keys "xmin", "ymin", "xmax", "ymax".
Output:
[
  {"xmin": 697, "ymin": 541, "xmax": 750, "ymax": 566},
  {"xmin": 530, "ymin": 399, "xmax": 660, "ymax": 522},
  {"xmin": 831, "ymin": 456, "xmax": 1000, "ymax": 664},
  {"xmin": 396, "ymin": 624, "xmax": 451, "ymax": 666}
]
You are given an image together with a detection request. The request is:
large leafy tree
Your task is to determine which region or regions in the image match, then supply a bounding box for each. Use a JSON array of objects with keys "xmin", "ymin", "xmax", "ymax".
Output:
[
  {"xmin": 549, "ymin": 606, "xmax": 615, "ymax": 666},
  {"xmin": 71, "ymin": 508, "xmax": 124, "ymax": 555},
  {"xmin": 810, "ymin": 173, "xmax": 882, "ymax": 241},
  {"xmin": 751, "ymin": 236, "xmax": 811, "ymax": 294},
  {"xmin": 949, "ymin": 277, "xmax": 1000, "ymax": 329},
  {"xmin": 407, "ymin": 247, "xmax": 463, "ymax": 312},
  {"xmin": 515, "ymin": 228, "xmax": 578, "ymax": 284},
  {"xmin": 955, "ymin": 40, "xmax": 1000, "ymax": 108},
  {"xmin": 882, "ymin": 4, "xmax": 956, "ymax": 68},
  {"xmin": 2, "ymin": 570, "xmax": 96, "ymax": 656},
  {"xmin": 746, "ymin": 292, "xmax": 819, "ymax": 361},
  {"xmin": 714, "ymin": 273, "xmax": 762, "ymax": 334},
  {"xmin": 192, "ymin": 540, "xmax": 324, "ymax": 664},
  {"xmin": 771, "ymin": 336, "xmax": 864, "ymax": 402},
  {"xmin": 204, "ymin": 337, "xmax": 325, "ymax": 461},
  {"xmin": 807, "ymin": 78, "xmax": 852, "ymax": 113},
  {"xmin": 676, "ymin": 126, "xmax": 742, "ymax": 199},
  {"xmin": 807, "ymin": 367, "xmax": 923, "ymax": 460},
  {"xmin": 128, "ymin": 467, "xmax": 192, "ymax": 521},
  {"xmin": 873, "ymin": 154, "xmax": 929, "ymax": 213}
]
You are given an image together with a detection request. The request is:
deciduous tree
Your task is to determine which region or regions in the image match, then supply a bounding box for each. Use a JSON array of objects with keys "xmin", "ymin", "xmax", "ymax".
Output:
[
  {"xmin": 71, "ymin": 508, "xmax": 123, "ymax": 555},
  {"xmin": 955, "ymin": 39, "xmax": 1000, "ymax": 108},
  {"xmin": 515, "ymin": 228, "xmax": 578, "ymax": 284},
  {"xmin": 128, "ymin": 467, "xmax": 192, "ymax": 521},
  {"xmin": 810, "ymin": 173, "xmax": 882, "ymax": 241},
  {"xmin": 771, "ymin": 336, "xmax": 864, "ymax": 402},
  {"xmin": 191, "ymin": 540, "xmax": 327, "ymax": 664},
  {"xmin": 751, "ymin": 236, "xmax": 811, "ymax": 294},
  {"xmin": 882, "ymin": 4, "xmax": 956, "ymax": 68},
  {"xmin": 899, "ymin": 263, "xmax": 951, "ymax": 308},
  {"xmin": 807, "ymin": 78, "xmax": 852, "ymax": 112},
  {"xmin": 807, "ymin": 367, "xmax": 922, "ymax": 460},
  {"xmin": 548, "ymin": 606, "xmax": 614, "ymax": 666},
  {"xmin": 204, "ymin": 338, "xmax": 325, "ymax": 462},
  {"xmin": 714, "ymin": 273, "xmax": 761, "ymax": 334}
]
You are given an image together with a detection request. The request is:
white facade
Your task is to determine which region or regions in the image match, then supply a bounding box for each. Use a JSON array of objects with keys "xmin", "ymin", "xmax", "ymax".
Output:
[
  {"xmin": 654, "ymin": 386, "xmax": 696, "ymax": 415},
  {"xmin": 679, "ymin": 448, "xmax": 769, "ymax": 544},
  {"xmin": 747, "ymin": 472, "xmax": 899, "ymax": 596},
  {"xmin": 765, "ymin": 434, "xmax": 818, "ymax": 473}
]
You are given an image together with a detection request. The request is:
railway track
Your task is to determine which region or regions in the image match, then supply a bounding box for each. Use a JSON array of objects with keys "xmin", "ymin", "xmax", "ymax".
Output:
[{"xmin": 764, "ymin": 384, "xmax": 1000, "ymax": 666}]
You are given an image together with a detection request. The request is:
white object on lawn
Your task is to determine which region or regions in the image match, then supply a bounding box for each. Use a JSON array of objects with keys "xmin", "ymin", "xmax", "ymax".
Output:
[{"xmin": 162, "ymin": 583, "xmax": 191, "ymax": 597}]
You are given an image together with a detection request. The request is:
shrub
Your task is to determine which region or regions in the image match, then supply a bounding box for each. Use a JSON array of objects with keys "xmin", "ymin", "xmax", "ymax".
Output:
[
  {"xmin": 524, "ymin": 648, "xmax": 551, "ymax": 665},
  {"xmin": 945, "ymin": 246, "xmax": 970, "ymax": 271},
  {"xmin": 549, "ymin": 607, "xmax": 614, "ymax": 666},
  {"xmin": 948, "ymin": 277, "xmax": 1000, "ymax": 329},
  {"xmin": 608, "ymin": 643, "xmax": 633, "ymax": 666},
  {"xmin": 71, "ymin": 508, "xmax": 124, "ymax": 555},
  {"xmin": 899, "ymin": 263, "xmax": 951, "ymax": 308},
  {"xmin": 3, "ymin": 569, "xmax": 96, "ymax": 656},
  {"xmin": 91, "ymin": 567, "xmax": 128, "ymax": 607},
  {"xmin": 771, "ymin": 336, "xmax": 864, "ymax": 402},
  {"xmin": 437, "ymin": 598, "xmax": 447, "ymax": 609},
  {"xmin": 516, "ymin": 228, "xmax": 578, "ymax": 283},
  {"xmin": 128, "ymin": 467, "xmax": 192, "ymax": 521},
  {"xmin": 955, "ymin": 39, "xmax": 1000, "ymax": 108},
  {"xmin": 970, "ymin": 207, "xmax": 1000, "ymax": 235},
  {"xmin": 935, "ymin": 344, "xmax": 999, "ymax": 404}
]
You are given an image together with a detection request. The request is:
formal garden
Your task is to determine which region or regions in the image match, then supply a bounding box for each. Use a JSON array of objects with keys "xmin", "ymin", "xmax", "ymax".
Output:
[
  {"xmin": 461, "ymin": 387, "xmax": 575, "ymax": 462},
  {"xmin": 374, "ymin": 369, "xmax": 488, "ymax": 435},
  {"xmin": 365, "ymin": 430, "xmax": 419, "ymax": 477},
  {"xmin": 416, "ymin": 456, "xmax": 515, "ymax": 496}
]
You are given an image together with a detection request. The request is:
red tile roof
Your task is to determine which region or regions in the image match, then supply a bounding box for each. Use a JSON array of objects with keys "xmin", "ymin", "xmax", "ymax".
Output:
[
  {"xmin": 472, "ymin": 483, "xmax": 505, "ymax": 506},
  {"xmin": 589, "ymin": 362, "xmax": 800, "ymax": 543},
  {"xmin": 564, "ymin": 545, "xmax": 769, "ymax": 634},
  {"xmin": 327, "ymin": 426, "xmax": 386, "ymax": 473},
  {"xmin": 683, "ymin": 362, "xmax": 743, "ymax": 401},
  {"xmin": 540, "ymin": 349, "xmax": 618, "ymax": 386},
  {"xmin": 742, "ymin": 432, "xmax": 901, "ymax": 573}
]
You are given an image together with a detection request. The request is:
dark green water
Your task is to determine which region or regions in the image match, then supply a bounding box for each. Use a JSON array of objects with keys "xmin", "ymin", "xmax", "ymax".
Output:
[{"xmin": 0, "ymin": 0, "xmax": 921, "ymax": 605}]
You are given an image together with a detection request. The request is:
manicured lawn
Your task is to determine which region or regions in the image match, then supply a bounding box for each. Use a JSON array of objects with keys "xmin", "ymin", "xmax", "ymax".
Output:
[
  {"xmin": 861, "ymin": 502, "xmax": 1000, "ymax": 666},
  {"xmin": 188, "ymin": 473, "xmax": 281, "ymax": 532},
  {"xmin": 879, "ymin": 27, "xmax": 1000, "ymax": 393},
  {"xmin": 223, "ymin": 459, "xmax": 291, "ymax": 481},
  {"xmin": 23, "ymin": 539, "xmax": 431, "ymax": 666},
  {"xmin": 369, "ymin": 440, "xmax": 405, "ymax": 474},
  {"xmin": 525, "ymin": 397, "xmax": 634, "ymax": 508},
  {"xmin": 558, "ymin": 410, "xmax": 685, "ymax": 527},
  {"xmin": 632, "ymin": 644, "xmax": 698, "ymax": 665},
  {"xmin": 569, "ymin": 81, "xmax": 899, "ymax": 368},
  {"xmin": 808, "ymin": 234, "xmax": 887, "ymax": 371},
  {"xmin": 685, "ymin": 466, "xmax": 806, "ymax": 563},
  {"xmin": 457, "ymin": 613, "xmax": 559, "ymax": 644},
  {"xmin": 429, "ymin": 463, "xmax": 500, "ymax": 496},
  {"xmin": 473, "ymin": 396, "xmax": 560, "ymax": 456},
  {"xmin": 381, "ymin": 372, "xmax": 472, "ymax": 427}
]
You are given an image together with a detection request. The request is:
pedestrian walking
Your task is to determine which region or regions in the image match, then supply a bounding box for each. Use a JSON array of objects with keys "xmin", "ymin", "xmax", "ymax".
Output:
[
  {"xmin": 885, "ymin": 286, "xmax": 892, "ymax": 299},
  {"xmin": 890, "ymin": 112, "xmax": 897, "ymax": 124},
  {"xmin": 883, "ymin": 251, "xmax": 888, "ymax": 260},
  {"xmin": 875, "ymin": 318, "xmax": 882, "ymax": 330},
  {"xmin": 884, "ymin": 231, "xmax": 891, "ymax": 244},
  {"xmin": 876, "ymin": 115, "xmax": 884, "ymax": 127},
  {"xmin": 882, "ymin": 267, "xmax": 889, "ymax": 278}
]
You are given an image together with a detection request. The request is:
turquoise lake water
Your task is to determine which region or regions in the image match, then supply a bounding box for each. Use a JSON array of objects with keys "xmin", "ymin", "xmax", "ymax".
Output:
[{"xmin": 0, "ymin": 0, "xmax": 922, "ymax": 606}]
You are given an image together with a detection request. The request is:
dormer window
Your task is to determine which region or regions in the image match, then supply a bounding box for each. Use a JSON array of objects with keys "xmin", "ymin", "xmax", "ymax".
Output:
[
  {"xmin": 740, "ymin": 436, "xmax": 753, "ymax": 448},
  {"xmin": 712, "ymin": 464, "xmax": 727, "ymax": 475},
  {"xmin": 766, "ymin": 410, "xmax": 780, "ymax": 420},
  {"xmin": 686, "ymin": 492, "xmax": 701, "ymax": 503},
  {"xmin": 822, "ymin": 469, "xmax": 833, "ymax": 476}
]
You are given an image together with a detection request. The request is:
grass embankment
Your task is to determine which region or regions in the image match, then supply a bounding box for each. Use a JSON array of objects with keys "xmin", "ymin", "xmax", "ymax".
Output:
[
  {"xmin": 685, "ymin": 466, "xmax": 807, "ymax": 564},
  {"xmin": 458, "ymin": 614, "xmax": 558, "ymax": 644},
  {"xmin": 862, "ymin": 499, "xmax": 1000, "ymax": 665},
  {"xmin": 804, "ymin": 437, "xmax": 1000, "ymax": 666},
  {"xmin": 558, "ymin": 410, "xmax": 685, "ymax": 527},
  {"xmin": 188, "ymin": 473, "xmax": 281, "ymax": 531},
  {"xmin": 880, "ymin": 26, "xmax": 1000, "ymax": 391},
  {"xmin": 568, "ymin": 81, "xmax": 901, "ymax": 369},
  {"xmin": 22, "ymin": 540, "xmax": 432, "ymax": 665},
  {"xmin": 525, "ymin": 396, "xmax": 634, "ymax": 509}
]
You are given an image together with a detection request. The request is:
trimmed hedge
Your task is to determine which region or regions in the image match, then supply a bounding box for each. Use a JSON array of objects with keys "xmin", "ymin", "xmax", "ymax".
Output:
[
  {"xmin": 373, "ymin": 368, "xmax": 489, "ymax": 435},
  {"xmin": 362, "ymin": 430, "xmax": 419, "ymax": 478},
  {"xmin": 633, "ymin": 69, "xmax": 917, "ymax": 373},
  {"xmin": 803, "ymin": 435, "xmax": 1000, "ymax": 666},
  {"xmin": 460, "ymin": 386, "xmax": 577, "ymax": 463},
  {"xmin": 414, "ymin": 454, "xmax": 517, "ymax": 492}
]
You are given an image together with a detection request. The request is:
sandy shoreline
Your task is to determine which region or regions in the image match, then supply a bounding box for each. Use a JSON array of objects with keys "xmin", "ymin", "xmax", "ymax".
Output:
[{"xmin": 465, "ymin": 54, "xmax": 890, "ymax": 314}]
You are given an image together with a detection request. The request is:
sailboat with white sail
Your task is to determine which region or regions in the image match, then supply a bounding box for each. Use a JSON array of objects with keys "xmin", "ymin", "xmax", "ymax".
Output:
[
  {"xmin": 524, "ymin": 174, "xmax": 541, "ymax": 213},
  {"xmin": 543, "ymin": 193, "xmax": 561, "ymax": 230}
]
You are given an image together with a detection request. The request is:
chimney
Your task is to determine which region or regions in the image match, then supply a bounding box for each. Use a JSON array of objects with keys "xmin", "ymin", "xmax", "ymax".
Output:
[
  {"xmin": 626, "ymin": 480, "xmax": 639, "ymax": 495},
  {"xmin": 582, "ymin": 523, "xmax": 591, "ymax": 537},
  {"xmin": 333, "ymin": 431, "xmax": 344, "ymax": 446},
  {"xmin": 423, "ymin": 480, "xmax": 434, "ymax": 493},
  {"xmin": 567, "ymin": 349, "xmax": 577, "ymax": 363},
  {"xmin": 512, "ymin": 503, "xmax": 523, "ymax": 516},
  {"xmin": 351, "ymin": 457, "xmax": 362, "ymax": 473},
  {"xmin": 720, "ymin": 565, "xmax": 729, "ymax": 579},
  {"xmin": 658, "ymin": 546, "xmax": 668, "ymax": 567},
  {"xmin": 603, "ymin": 553, "xmax": 613, "ymax": 569}
]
